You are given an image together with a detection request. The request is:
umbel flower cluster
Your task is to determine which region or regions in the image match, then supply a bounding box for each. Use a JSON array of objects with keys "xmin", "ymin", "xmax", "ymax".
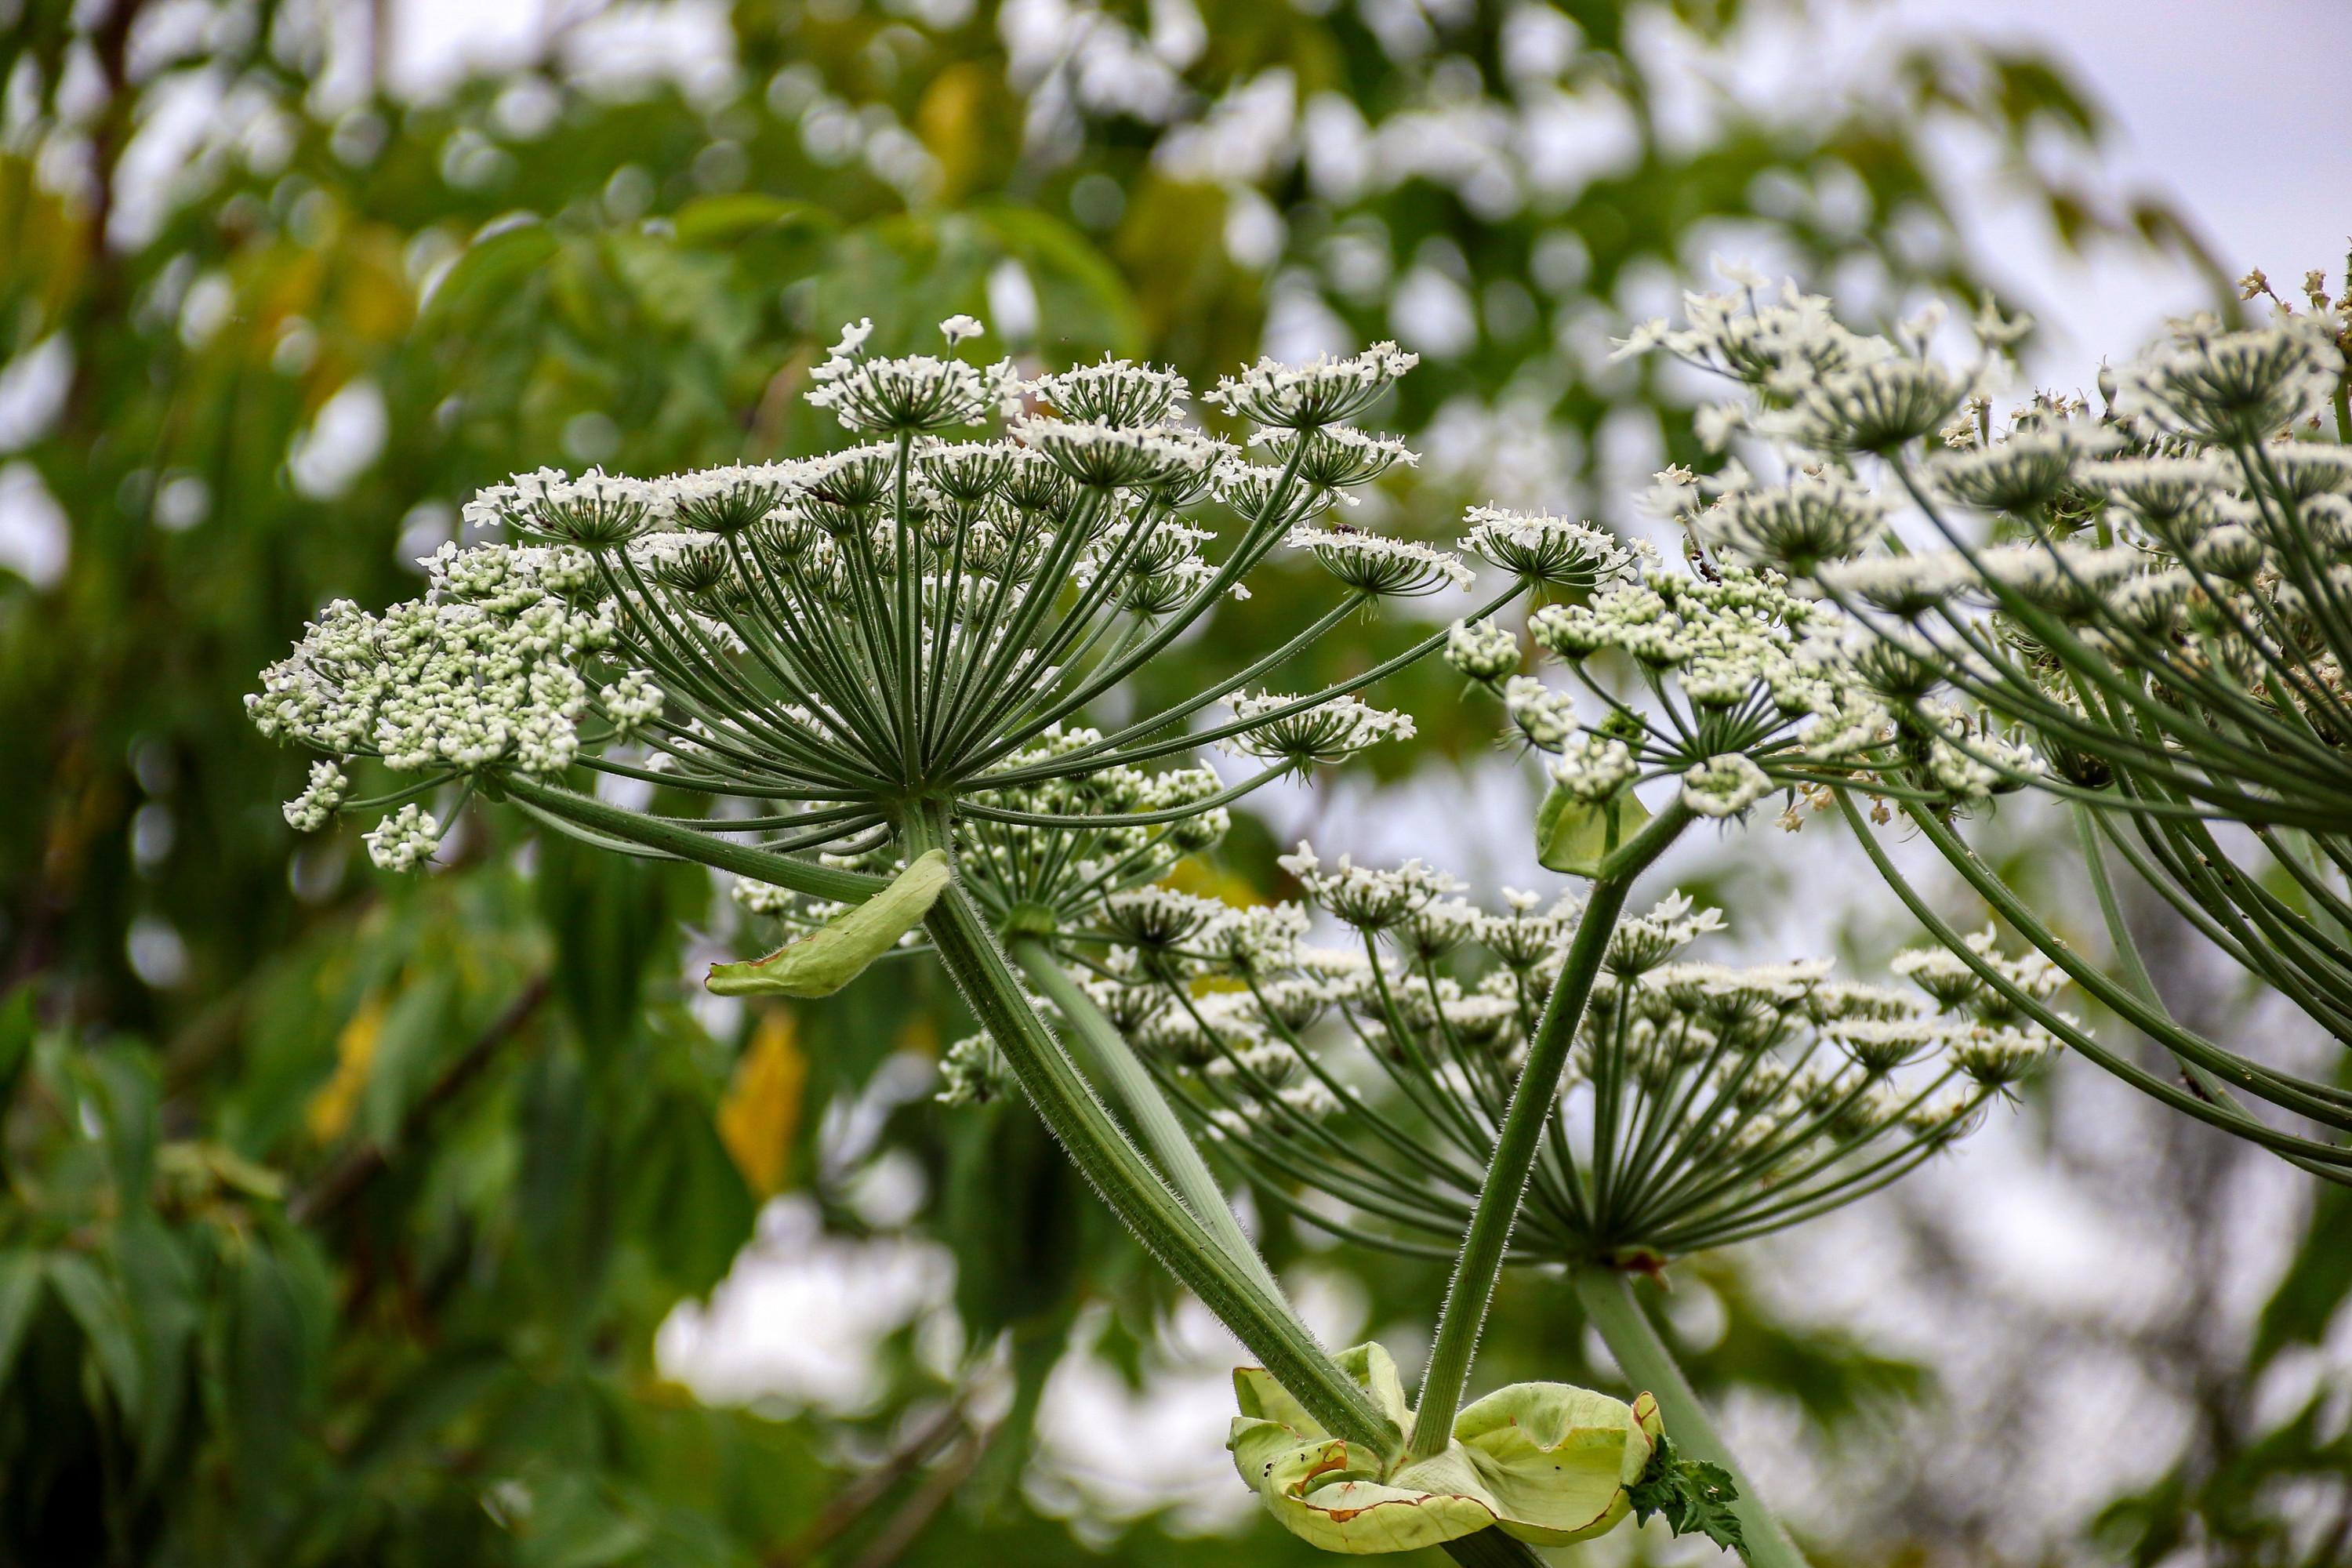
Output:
[
  {"xmin": 1616, "ymin": 262, "xmax": 2352, "ymax": 1175},
  {"xmin": 252, "ymin": 320, "xmax": 1526, "ymax": 898},
  {"xmin": 1035, "ymin": 859, "xmax": 2058, "ymax": 1263},
  {"xmin": 1442, "ymin": 529, "xmax": 2038, "ymax": 846}
]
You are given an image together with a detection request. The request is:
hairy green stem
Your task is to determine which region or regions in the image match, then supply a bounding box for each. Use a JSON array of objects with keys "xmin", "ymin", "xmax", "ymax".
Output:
[
  {"xmin": 902, "ymin": 807, "xmax": 1399, "ymax": 1457},
  {"xmin": 1011, "ymin": 936, "xmax": 1287, "ymax": 1302},
  {"xmin": 1572, "ymin": 1266, "xmax": 1809, "ymax": 1568},
  {"xmin": 502, "ymin": 775, "xmax": 883, "ymax": 902},
  {"xmin": 1405, "ymin": 797, "xmax": 1694, "ymax": 1462}
]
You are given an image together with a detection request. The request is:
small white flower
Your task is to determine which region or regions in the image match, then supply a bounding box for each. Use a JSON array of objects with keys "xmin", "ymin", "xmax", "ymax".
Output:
[
  {"xmin": 1285, "ymin": 527, "xmax": 1472, "ymax": 597},
  {"xmin": 282, "ymin": 760, "xmax": 348, "ymax": 831},
  {"xmin": 1203, "ymin": 343, "xmax": 1419, "ymax": 428},
  {"xmin": 1547, "ymin": 734, "xmax": 1639, "ymax": 802},
  {"xmin": 1443, "ymin": 619, "xmax": 1520, "ymax": 682},
  {"xmin": 365, "ymin": 803, "xmax": 442, "ymax": 871},
  {"xmin": 1502, "ymin": 675, "xmax": 1577, "ymax": 750},
  {"xmin": 1679, "ymin": 753, "xmax": 1772, "ymax": 818}
]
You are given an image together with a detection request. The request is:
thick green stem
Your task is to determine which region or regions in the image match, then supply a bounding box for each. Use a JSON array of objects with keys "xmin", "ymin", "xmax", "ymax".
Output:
[
  {"xmin": 1405, "ymin": 798, "xmax": 1694, "ymax": 1462},
  {"xmin": 1572, "ymin": 1266, "xmax": 1809, "ymax": 1568},
  {"xmin": 1011, "ymin": 935, "xmax": 1287, "ymax": 1303},
  {"xmin": 903, "ymin": 807, "xmax": 1400, "ymax": 1457}
]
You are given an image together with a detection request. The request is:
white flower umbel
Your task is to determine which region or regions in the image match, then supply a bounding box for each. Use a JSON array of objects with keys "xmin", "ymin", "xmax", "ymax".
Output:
[
  {"xmin": 1083, "ymin": 876, "xmax": 2049, "ymax": 1263},
  {"xmin": 1285, "ymin": 526, "xmax": 1474, "ymax": 597},
  {"xmin": 251, "ymin": 322, "xmax": 1508, "ymax": 905},
  {"xmin": 1443, "ymin": 618, "xmax": 1521, "ymax": 682},
  {"xmin": 1458, "ymin": 506, "xmax": 1633, "ymax": 591},
  {"xmin": 1679, "ymin": 752, "xmax": 1772, "ymax": 818},
  {"xmin": 807, "ymin": 317, "xmax": 1023, "ymax": 432},
  {"xmin": 1625, "ymin": 267, "xmax": 2352, "ymax": 1178},
  {"xmin": 364, "ymin": 802, "xmax": 441, "ymax": 871},
  {"xmin": 1223, "ymin": 692, "xmax": 1416, "ymax": 769},
  {"xmin": 1203, "ymin": 343, "xmax": 1420, "ymax": 428}
]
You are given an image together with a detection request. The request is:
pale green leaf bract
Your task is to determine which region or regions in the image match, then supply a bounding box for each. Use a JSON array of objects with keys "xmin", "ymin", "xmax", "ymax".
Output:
[
  {"xmin": 707, "ymin": 851, "xmax": 952, "ymax": 998},
  {"xmin": 1536, "ymin": 784, "xmax": 1652, "ymax": 877},
  {"xmin": 1228, "ymin": 1342, "xmax": 1662, "ymax": 1553}
]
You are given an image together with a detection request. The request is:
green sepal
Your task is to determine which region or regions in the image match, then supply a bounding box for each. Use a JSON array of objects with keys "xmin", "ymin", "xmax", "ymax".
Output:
[
  {"xmin": 706, "ymin": 850, "xmax": 950, "ymax": 997},
  {"xmin": 1625, "ymin": 1433, "xmax": 1745, "ymax": 1552},
  {"xmin": 1536, "ymin": 785, "xmax": 1652, "ymax": 877},
  {"xmin": 1229, "ymin": 1343, "xmax": 1663, "ymax": 1554}
]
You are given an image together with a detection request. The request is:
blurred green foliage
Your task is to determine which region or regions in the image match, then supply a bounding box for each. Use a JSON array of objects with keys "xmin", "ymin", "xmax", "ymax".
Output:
[{"xmin": 0, "ymin": 0, "xmax": 2336, "ymax": 1563}]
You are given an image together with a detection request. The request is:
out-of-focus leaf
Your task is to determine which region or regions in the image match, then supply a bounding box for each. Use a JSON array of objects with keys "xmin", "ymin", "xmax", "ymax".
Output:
[
  {"xmin": 83, "ymin": 1047, "xmax": 160, "ymax": 1203},
  {"xmin": 628, "ymin": 1092, "xmax": 758, "ymax": 1297},
  {"xmin": 669, "ymin": 193, "xmax": 833, "ymax": 247},
  {"xmin": 421, "ymin": 220, "xmax": 561, "ymax": 325},
  {"xmin": 46, "ymin": 1254, "xmax": 142, "ymax": 1420},
  {"xmin": 515, "ymin": 1472, "xmax": 655, "ymax": 1568},
  {"xmin": 358, "ymin": 970, "xmax": 458, "ymax": 1149},
  {"xmin": 225, "ymin": 1239, "xmax": 317, "ymax": 1497},
  {"xmin": 0, "ymin": 989, "xmax": 31, "ymax": 1125},
  {"xmin": 341, "ymin": 1345, "xmax": 512, "ymax": 1479},
  {"xmin": 304, "ymin": 991, "xmax": 384, "ymax": 1143},
  {"xmin": 112, "ymin": 1210, "xmax": 199, "ymax": 1483},
  {"xmin": 716, "ymin": 1008, "xmax": 804, "ymax": 1197},
  {"xmin": 0, "ymin": 1250, "xmax": 44, "ymax": 1389},
  {"xmin": 2250, "ymin": 1182, "xmax": 2352, "ymax": 1370},
  {"xmin": 537, "ymin": 830, "xmax": 673, "ymax": 1038},
  {"xmin": 971, "ymin": 203, "xmax": 1144, "ymax": 358}
]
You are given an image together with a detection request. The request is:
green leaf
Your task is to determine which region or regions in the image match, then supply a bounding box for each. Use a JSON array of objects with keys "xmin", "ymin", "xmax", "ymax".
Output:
[
  {"xmin": 1536, "ymin": 785, "xmax": 1652, "ymax": 877},
  {"xmin": 707, "ymin": 851, "xmax": 950, "ymax": 998},
  {"xmin": 358, "ymin": 970, "xmax": 457, "ymax": 1150},
  {"xmin": 420, "ymin": 220, "xmax": 561, "ymax": 326},
  {"xmin": 1625, "ymin": 1434, "xmax": 1746, "ymax": 1553},
  {"xmin": 226, "ymin": 1240, "xmax": 318, "ymax": 1497},
  {"xmin": 669, "ymin": 193, "xmax": 832, "ymax": 248},
  {"xmin": 0, "ymin": 988, "xmax": 32, "ymax": 1127},
  {"xmin": 46, "ymin": 1254, "xmax": 142, "ymax": 1419},
  {"xmin": 0, "ymin": 1249, "xmax": 45, "ymax": 1390}
]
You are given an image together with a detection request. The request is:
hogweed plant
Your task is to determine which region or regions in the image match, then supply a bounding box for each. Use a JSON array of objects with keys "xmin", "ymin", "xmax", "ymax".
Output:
[
  {"xmin": 253, "ymin": 300, "xmax": 2098, "ymax": 1564},
  {"xmin": 250, "ymin": 317, "xmax": 1779, "ymax": 1567},
  {"xmin": 975, "ymin": 515, "xmax": 2060, "ymax": 1559},
  {"xmin": 1620, "ymin": 258, "xmax": 2352, "ymax": 1179}
]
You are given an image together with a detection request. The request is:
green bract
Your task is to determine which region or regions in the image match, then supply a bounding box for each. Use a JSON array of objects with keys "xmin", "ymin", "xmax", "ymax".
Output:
[
  {"xmin": 706, "ymin": 850, "xmax": 950, "ymax": 996},
  {"xmin": 1229, "ymin": 1344, "xmax": 1663, "ymax": 1553}
]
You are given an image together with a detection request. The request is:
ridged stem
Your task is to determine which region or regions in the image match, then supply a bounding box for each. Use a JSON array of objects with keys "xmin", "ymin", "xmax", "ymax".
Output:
[
  {"xmin": 1011, "ymin": 936, "xmax": 1287, "ymax": 1303},
  {"xmin": 1572, "ymin": 1265, "xmax": 1809, "ymax": 1568},
  {"xmin": 1405, "ymin": 797, "xmax": 1693, "ymax": 1461}
]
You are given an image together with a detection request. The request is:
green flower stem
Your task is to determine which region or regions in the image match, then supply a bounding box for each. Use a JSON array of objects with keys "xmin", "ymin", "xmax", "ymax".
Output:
[
  {"xmin": 1009, "ymin": 935, "xmax": 1288, "ymax": 1304},
  {"xmin": 506, "ymin": 788, "xmax": 1552, "ymax": 1568},
  {"xmin": 901, "ymin": 805, "xmax": 1401, "ymax": 1457},
  {"xmin": 501, "ymin": 775, "xmax": 884, "ymax": 902},
  {"xmin": 1571, "ymin": 1265, "xmax": 1809, "ymax": 1568},
  {"xmin": 1405, "ymin": 797, "xmax": 1694, "ymax": 1464},
  {"xmin": 1835, "ymin": 791, "xmax": 2352, "ymax": 1170}
]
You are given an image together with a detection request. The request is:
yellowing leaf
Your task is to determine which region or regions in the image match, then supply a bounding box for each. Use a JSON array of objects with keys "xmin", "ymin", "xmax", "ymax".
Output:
[
  {"xmin": 306, "ymin": 994, "xmax": 384, "ymax": 1143},
  {"xmin": 717, "ymin": 1009, "xmax": 805, "ymax": 1199},
  {"xmin": 706, "ymin": 850, "xmax": 949, "ymax": 998},
  {"xmin": 916, "ymin": 62, "xmax": 993, "ymax": 206}
]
